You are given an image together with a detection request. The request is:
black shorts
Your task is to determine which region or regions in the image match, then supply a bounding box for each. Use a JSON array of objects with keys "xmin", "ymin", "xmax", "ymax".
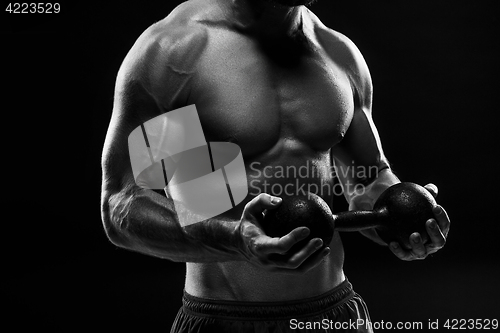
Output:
[{"xmin": 170, "ymin": 279, "xmax": 373, "ymax": 332}]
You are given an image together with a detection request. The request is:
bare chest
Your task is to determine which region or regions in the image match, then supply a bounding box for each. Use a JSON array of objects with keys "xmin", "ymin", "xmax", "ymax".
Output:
[{"xmin": 189, "ymin": 31, "xmax": 354, "ymax": 157}]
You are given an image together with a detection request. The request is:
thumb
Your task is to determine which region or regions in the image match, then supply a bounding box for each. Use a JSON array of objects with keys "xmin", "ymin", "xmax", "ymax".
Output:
[
  {"xmin": 243, "ymin": 193, "xmax": 282, "ymax": 219},
  {"xmin": 424, "ymin": 183, "xmax": 438, "ymax": 198}
]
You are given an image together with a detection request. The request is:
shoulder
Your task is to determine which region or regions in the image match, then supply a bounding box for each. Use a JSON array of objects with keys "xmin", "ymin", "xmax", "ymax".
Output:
[
  {"xmin": 306, "ymin": 9, "xmax": 372, "ymax": 106},
  {"xmin": 124, "ymin": 1, "xmax": 210, "ymax": 71},
  {"xmin": 115, "ymin": 0, "xmax": 211, "ymax": 109}
]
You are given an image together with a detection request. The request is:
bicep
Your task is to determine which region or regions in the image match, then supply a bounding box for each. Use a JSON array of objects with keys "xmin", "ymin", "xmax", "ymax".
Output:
[
  {"xmin": 330, "ymin": 34, "xmax": 389, "ymax": 185},
  {"xmin": 102, "ymin": 23, "xmax": 209, "ymax": 195},
  {"xmin": 332, "ymin": 106, "xmax": 389, "ymax": 182},
  {"xmin": 331, "ymin": 60, "xmax": 389, "ymax": 186},
  {"xmin": 101, "ymin": 74, "xmax": 164, "ymax": 196},
  {"xmin": 330, "ymin": 104, "xmax": 392, "ymax": 208}
]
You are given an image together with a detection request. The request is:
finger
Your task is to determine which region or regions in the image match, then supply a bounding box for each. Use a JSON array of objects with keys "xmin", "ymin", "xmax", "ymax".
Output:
[
  {"xmin": 243, "ymin": 193, "xmax": 282, "ymax": 220},
  {"xmin": 409, "ymin": 232, "xmax": 427, "ymax": 259},
  {"xmin": 293, "ymin": 247, "xmax": 331, "ymax": 274},
  {"xmin": 256, "ymin": 227, "xmax": 311, "ymax": 255},
  {"xmin": 267, "ymin": 237, "xmax": 323, "ymax": 269},
  {"xmin": 286, "ymin": 238, "xmax": 324, "ymax": 269},
  {"xmin": 426, "ymin": 218, "xmax": 446, "ymax": 249},
  {"xmin": 389, "ymin": 237, "xmax": 427, "ymax": 261},
  {"xmin": 265, "ymin": 247, "xmax": 330, "ymax": 275},
  {"xmin": 389, "ymin": 242, "xmax": 414, "ymax": 261},
  {"xmin": 424, "ymin": 183, "xmax": 438, "ymax": 198},
  {"xmin": 274, "ymin": 227, "xmax": 311, "ymax": 254},
  {"xmin": 433, "ymin": 205, "xmax": 450, "ymax": 237},
  {"xmin": 268, "ymin": 238, "xmax": 326, "ymax": 271}
]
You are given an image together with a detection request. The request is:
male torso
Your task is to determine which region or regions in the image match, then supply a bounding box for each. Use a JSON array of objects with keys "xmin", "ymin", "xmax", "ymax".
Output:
[{"xmin": 123, "ymin": 0, "xmax": 359, "ymax": 301}]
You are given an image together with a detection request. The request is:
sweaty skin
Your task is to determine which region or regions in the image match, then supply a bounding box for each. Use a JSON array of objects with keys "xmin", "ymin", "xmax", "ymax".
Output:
[{"xmin": 101, "ymin": 0, "xmax": 450, "ymax": 302}]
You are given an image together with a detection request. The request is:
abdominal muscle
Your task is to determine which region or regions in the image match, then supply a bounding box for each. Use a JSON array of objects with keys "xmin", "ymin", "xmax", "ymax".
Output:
[
  {"xmin": 184, "ymin": 233, "xmax": 345, "ymax": 302},
  {"xmin": 184, "ymin": 155, "xmax": 347, "ymax": 302}
]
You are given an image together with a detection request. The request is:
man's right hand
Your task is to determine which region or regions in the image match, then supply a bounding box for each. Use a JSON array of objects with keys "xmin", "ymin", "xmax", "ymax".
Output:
[{"xmin": 237, "ymin": 193, "xmax": 330, "ymax": 274}]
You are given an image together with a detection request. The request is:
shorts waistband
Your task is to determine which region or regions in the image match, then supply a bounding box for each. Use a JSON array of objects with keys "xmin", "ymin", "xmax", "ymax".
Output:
[{"xmin": 181, "ymin": 279, "xmax": 354, "ymax": 320}]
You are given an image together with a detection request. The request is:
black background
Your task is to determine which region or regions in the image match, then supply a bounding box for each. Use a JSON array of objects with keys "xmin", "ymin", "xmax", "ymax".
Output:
[{"xmin": 3, "ymin": 1, "xmax": 499, "ymax": 331}]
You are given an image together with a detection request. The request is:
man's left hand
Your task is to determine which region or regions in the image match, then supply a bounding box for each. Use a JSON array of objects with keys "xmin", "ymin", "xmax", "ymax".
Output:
[{"xmin": 389, "ymin": 183, "xmax": 451, "ymax": 261}]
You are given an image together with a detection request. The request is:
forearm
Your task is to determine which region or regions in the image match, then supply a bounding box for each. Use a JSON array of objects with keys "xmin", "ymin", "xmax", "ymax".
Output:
[
  {"xmin": 345, "ymin": 167, "xmax": 400, "ymax": 245},
  {"xmin": 103, "ymin": 187, "xmax": 244, "ymax": 262},
  {"xmin": 347, "ymin": 167, "xmax": 400, "ymax": 211}
]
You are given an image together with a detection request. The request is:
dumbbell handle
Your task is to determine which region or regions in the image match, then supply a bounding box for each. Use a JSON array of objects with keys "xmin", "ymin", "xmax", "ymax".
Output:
[{"xmin": 333, "ymin": 209, "xmax": 388, "ymax": 232}]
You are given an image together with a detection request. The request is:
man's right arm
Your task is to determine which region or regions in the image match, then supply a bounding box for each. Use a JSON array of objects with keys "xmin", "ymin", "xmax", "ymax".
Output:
[
  {"xmin": 100, "ymin": 22, "xmax": 247, "ymax": 263},
  {"xmin": 101, "ymin": 139, "xmax": 321, "ymax": 266},
  {"xmin": 100, "ymin": 21, "xmax": 327, "ymax": 270}
]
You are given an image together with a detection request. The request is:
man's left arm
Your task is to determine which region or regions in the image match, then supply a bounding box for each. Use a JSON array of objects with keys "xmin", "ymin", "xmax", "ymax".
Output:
[{"xmin": 329, "ymin": 34, "xmax": 450, "ymax": 260}]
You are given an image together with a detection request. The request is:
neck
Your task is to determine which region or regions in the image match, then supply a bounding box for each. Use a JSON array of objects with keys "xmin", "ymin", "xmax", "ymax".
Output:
[{"xmin": 226, "ymin": 0, "xmax": 304, "ymax": 37}]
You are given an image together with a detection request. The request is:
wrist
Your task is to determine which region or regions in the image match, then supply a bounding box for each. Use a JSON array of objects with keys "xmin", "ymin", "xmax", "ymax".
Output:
[
  {"xmin": 348, "ymin": 168, "xmax": 400, "ymax": 211},
  {"xmin": 232, "ymin": 220, "xmax": 253, "ymax": 262}
]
